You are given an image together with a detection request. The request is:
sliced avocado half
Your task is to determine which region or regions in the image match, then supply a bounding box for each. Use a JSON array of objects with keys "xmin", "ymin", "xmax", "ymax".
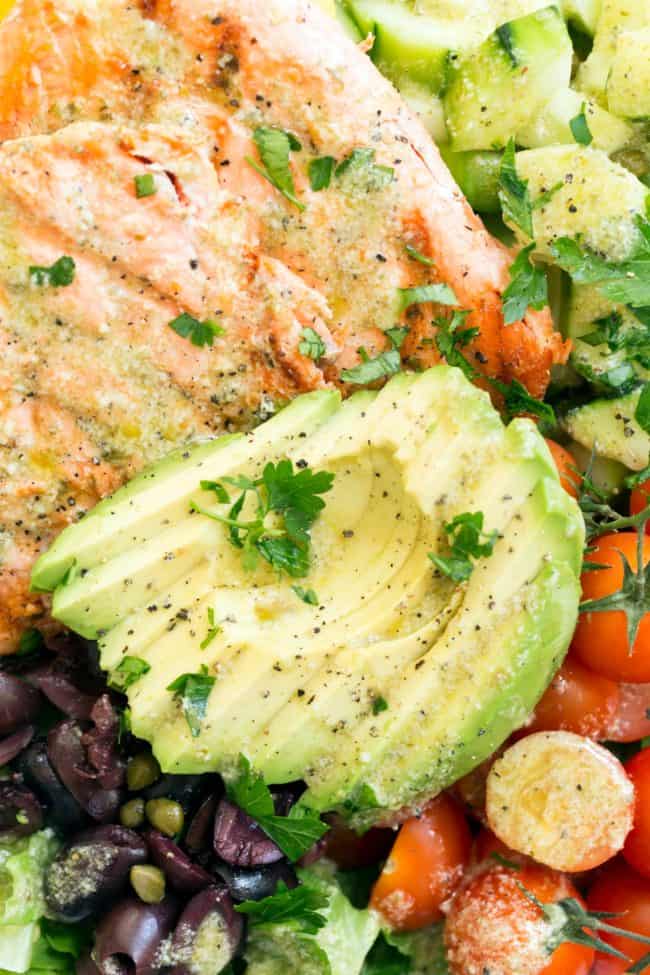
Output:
[{"xmin": 32, "ymin": 368, "xmax": 584, "ymax": 826}]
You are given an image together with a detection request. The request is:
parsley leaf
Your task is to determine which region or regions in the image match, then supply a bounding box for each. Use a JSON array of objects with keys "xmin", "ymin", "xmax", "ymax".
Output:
[
  {"xmin": 434, "ymin": 311, "xmax": 479, "ymax": 380},
  {"xmin": 637, "ymin": 384, "xmax": 650, "ymax": 434},
  {"xmin": 405, "ymin": 244, "xmax": 435, "ymax": 266},
  {"xmin": 397, "ymin": 282, "xmax": 458, "ymax": 313},
  {"xmin": 532, "ymin": 181, "xmax": 564, "ymax": 210},
  {"xmin": 384, "ymin": 326, "xmax": 409, "ymax": 350},
  {"xmin": 248, "ymin": 127, "xmax": 305, "ymax": 210},
  {"xmin": 235, "ymin": 882, "xmax": 329, "ymax": 933},
  {"xmin": 30, "ymin": 256, "xmax": 76, "ymax": 288},
  {"xmin": 340, "ymin": 347, "xmax": 401, "ymax": 385},
  {"xmin": 135, "ymin": 173, "xmax": 157, "ymax": 198},
  {"xmin": 335, "ymin": 148, "xmax": 394, "ymax": 191},
  {"xmin": 498, "ymin": 139, "xmax": 533, "ymax": 238},
  {"xmin": 110, "ymin": 656, "xmax": 151, "ymax": 690},
  {"xmin": 491, "ymin": 377, "xmax": 556, "ymax": 425},
  {"xmin": 228, "ymin": 756, "xmax": 328, "ymax": 861},
  {"xmin": 502, "ymin": 243, "xmax": 549, "ymax": 325},
  {"xmin": 569, "ymin": 104, "xmax": 593, "ymax": 146},
  {"xmin": 308, "ymin": 156, "xmax": 335, "ymax": 191},
  {"xmin": 372, "ymin": 695, "xmax": 389, "ymax": 715},
  {"xmin": 166, "ymin": 664, "xmax": 216, "ymax": 738},
  {"xmin": 292, "ymin": 585, "xmax": 319, "ymax": 605},
  {"xmin": 299, "ymin": 327, "xmax": 326, "ymax": 360},
  {"xmin": 169, "ymin": 313, "xmax": 225, "ymax": 347},
  {"xmin": 200, "ymin": 607, "xmax": 222, "ymax": 650},
  {"xmin": 429, "ymin": 511, "xmax": 497, "ymax": 582}
]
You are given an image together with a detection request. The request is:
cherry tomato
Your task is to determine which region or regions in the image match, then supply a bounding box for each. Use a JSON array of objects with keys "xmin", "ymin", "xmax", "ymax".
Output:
[
  {"xmin": 473, "ymin": 828, "xmax": 525, "ymax": 866},
  {"xmin": 370, "ymin": 793, "xmax": 471, "ymax": 931},
  {"xmin": 546, "ymin": 440, "xmax": 581, "ymax": 499},
  {"xmin": 607, "ymin": 683, "xmax": 650, "ymax": 742},
  {"xmin": 444, "ymin": 862, "xmax": 594, "ymax": 975},
  {"xmin": 323, "ymin": 817, "xmax": 394, "ymax": 870},
  {"xmin": 624, "ymin": 748, "xmax": 650, "ymax": 880},
  {"xmin": 527, "ymin": 656, "xmax": 620, "ymax": 739},
  {"xmin": 630, "ymin": 479, "xmax": 650, "ymax": 534},
  {"xmin": 588, "ymin": 858, "xmax": 650, "ymax": 969},
  {"xmin": 572, "ymin": 532, "xmax": 650, "ymax": 683}
]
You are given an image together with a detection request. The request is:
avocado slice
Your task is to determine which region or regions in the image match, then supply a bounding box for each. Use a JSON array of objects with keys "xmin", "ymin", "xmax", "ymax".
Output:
[{"xmin": 33, "ymin": 367, "xmax": 584, "ymax": 824}]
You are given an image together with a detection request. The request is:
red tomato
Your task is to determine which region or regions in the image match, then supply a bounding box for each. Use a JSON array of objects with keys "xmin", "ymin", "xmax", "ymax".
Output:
[
  {"xmin": 444, "ymin": 862, "xmax": 594, "ymax": 975},
  {"xmin": 624, "ymin": 748, "xmax": 650, "ymax": 879},
  {"xmin": 546, "ymin": 440, "xmax": 581, "ymax": 499},
  {"xmin": 473, "ymin": 828, "xmax": 527, "ymax": 866},
  {"xmin": 607, "ymin": 682, "xmax": 650, "ymax": 742},
  {"xmin": 572, "ymin": 532, "xmax": 650, "ymax": 682},
  {"xmin": 528, "ymin": 656, "xmax": 620, "ymax": 739},
  {"xmin": 370, "ymin": 793, "xmax": 471, "ymax": 931},
  {"xmin": 588, "ymin": 859, "xmax": 650, "ymax": 969},
  {"xmin": 323, "ymin": 817, "xmax": 394, "ymax": 870},
  {"xmin": 631, "ymin": 479, "xmax": 650, "ymax": 534}
]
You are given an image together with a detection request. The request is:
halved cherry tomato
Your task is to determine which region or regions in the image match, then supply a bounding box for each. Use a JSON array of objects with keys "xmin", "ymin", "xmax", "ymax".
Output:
[
  {"xmin": 572, "ymin": 532, "xmax": 650, "ymax": 683},
  {"xmin": 528, "ymin": 656, "xmax": 620, "ymax": 739},
  {"xmin": 546, "ymin": 440, "xmax": 581, "ymax": 499},
  {"xmin": 607, "ymin": 682, "xmax": 650, "ymax": 742},
  {"xmin": 444, "ymin": 862, "xmax": 594, "ymax": 975},
  {"xmin": 588, "ymin": 858, "xmax": 650, "ymax": 970},
  {"xmin": 631, "ymin": 479, "xmax": 650, "ymax": 534},
  {"xmin": 473, "ymin": 828, "xmax": 525, "ymax": 866},
  {"xmin": 323, "ymin": 817, "xmax": 394, "ymax": 870},
  {"xmin": 624, "ymin": 748, "xmax": 650, "ymax": 880},
  {"xmin": 370, "ymin": 793, "xmax": 471, "ymax": 931}
]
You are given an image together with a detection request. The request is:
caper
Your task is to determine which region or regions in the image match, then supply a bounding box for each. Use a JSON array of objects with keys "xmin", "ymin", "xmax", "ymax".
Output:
[
  {"xmin": 145, "ymin": 798, "xmax": 184, "ymax": 837},
  {"xmin": 127, "ymin": 752, "xmax": 160, "ymax": 792},
  {"xmin": 130, "ymin": 864, "xmax": 166, "ymax": 904},
  {"xmin": 119, "ymin": 798, "xmax": 145, "ymax": 829}
]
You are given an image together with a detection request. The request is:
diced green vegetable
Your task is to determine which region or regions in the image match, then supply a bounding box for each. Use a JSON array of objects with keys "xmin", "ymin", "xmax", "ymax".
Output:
[{"xmin": 607, "ymin": 27, "xmax": 650, "ymax": 121}]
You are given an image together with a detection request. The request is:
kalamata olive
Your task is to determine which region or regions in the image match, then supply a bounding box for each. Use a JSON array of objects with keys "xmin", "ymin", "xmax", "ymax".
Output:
[
  {"xmin": 26, "ymin": 662, "xmax": 98, "ymax": 719},
  {"xmin": 45, "ymin": 825, "xmax": 148, "ymax": 922},
  {"xmin": 18, "ymin": 740, "xmax": 87, "ymax": 833},
  {"xmin": 0, "ymin": 674, "xmax": 42, "ymax": 735},
  {"xmin": 146, "ymin": 831, "xmax": 212, "ymax": 894},
  {"xmin": 168, "ymin": 886, "xmax": 244, "ymax": 975},
  {"xmin": 94, "ymin": 896, "xmax": 179, "ymax": 975},
  {"xmin": 48, "ymin": 720, "xmax": 121, "ymax": 822},
  {"xmin": 185, "ymin": 795, "xmax": 217, "ymax": 853},
  {"xmin": 76, "ymin": 954, "xmax": 105, "ymax": 975},
  {"xmin": 213, "ymin": 799, "xmax": 282, "ymax": 867},
  {"xmin": 0, "ymin": 725, "xmax": 35, "ymax": 767},
  {"xmin": 215, "ymin": 860, "xmax": 298, "ymax": 902},
  {"xmin": 82, "ymin": 696, "xmax": 126, "ymax": 791},
  {"xmin": 0, "ymin": 783, "xmax": 43, "ymax": 837}
]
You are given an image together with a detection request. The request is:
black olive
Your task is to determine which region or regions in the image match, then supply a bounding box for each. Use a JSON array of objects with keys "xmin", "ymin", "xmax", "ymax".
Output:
[
  {"xmin": 0, "ymin": 674, "xmax": 42, "ymax": 735},
  {"xmin": 18, "ymin": 740, "xmax": 87, "ymax": 834},
  {"xmin": 0, "ymin": 783, "xmax": 43, "ymax": 837},
  {"xmin": 215, "ymin": 860, "xmax": 297, "ymax": 902},
  {"xmin": 168, "ymin": 886, "xmax": 244, "ymax": 975},
  {"xmin": 0, "ymin": 724, "xmax": 35, "ymax": 767},
  {"xmin": 47, "ymin": 720, "xmax": 121, "ymax": 822},
  {"xmin": 213, "ymin": 799, "xmax": 282, "ymax": 867},
  {"xmin": 94, "ymin": 896, "xmax": 179, "ymax": 975},
  {"xmin": 146, "ymin": 831, "xmax": 212, "ymax": 894},
  {"xmin": 185, "ymin": 794, "xmax": 218, "ymax": 853}
]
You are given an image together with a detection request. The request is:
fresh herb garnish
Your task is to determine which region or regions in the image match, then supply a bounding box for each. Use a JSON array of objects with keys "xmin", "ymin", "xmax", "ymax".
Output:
[
  {"xmin": 569, "ymin": 104, "xmax": 593, "ymax": 146},
  {"xmin": 247, "ymin": 127, "xmax": 305, "ymax": 210},
  {"xmin": 200, "ymin": 607, "xmax": 222, "ymax": 650},
  {"xmin": 292, "ymin": 585, "xmax": 319, "ymax": 605},
  {"xmin": 340, "ymin": 346, "xmax": 401, "ymax": 385},
  {"xmin": 166, "ymin": 664, "xmax": 216, "ymax": 738},
  {"xmin": 372, "ymin": 695, "xmax": 389, "ymax": 715},
  {"xmin": 498, "ymin": 139, "xmax": 533, "ymax": 238},
  {"xmin": 502, "ymin": 243, "xmax": 549, "ymax": 325},
  {"xmin": 308, "ymin": 156, "xmax": 335, "ymax": 191},
  {"xmin": 192, "ymin": 460, "xmax": 334, "ymax": 578},
  {"xmin": 385, "ymin": 326, "xmax": 409, "ymax": 350},
  {"xmin": 299, "ymin": 327, "xmax": 327, "ymax": 360},
  {"xmin": 30, "ymin": 256, "xmax": 76, "ymax": 288},
  {"xmin": 169, "ymin": 312, "xmax": 225, "ymax": 347},
  {"xmin": 398, "ymin": 282, "xmax": 458, "ymax": 314},
  {"xmin": 17, "ymin": 628, "xmax": 43, "ymax": 656},
  {"xmin": 429, "ymin": 511, "xmax": 498, "ymax": 582},
  {"xmin": 434, "ymin": 311, "xmax": 480, "ymax": 381},
  {"xmin": 235, "ymin": 881, "xmax": 329, "ymax": 933},
  {"xmin": 532, "ymin": 181, "xmax": 564, "ymax": 210},
  {"xmin": 405, "ymin": 244, "xmax": 435, "ymax": 266},
  {"xmin": 335, "ymin": 148, "xmax": 394, "ymax": 191},
  {"xmin": 636, "ymin": 384, "xmax": 650, "ymax": 434},
  {"xmin": 228, "ymin": 756, "xmax": 328, "ymax": 861},
  {"xmin": 491, "ymin": 377, "xmax": 556, "ymax": 425},
  {"xmin": 134, "ymin": 173, "xmax": 157, "ymax": 198},
  {"xmin": 111, "ymin": 656, "xmax": 151, "ymax": 691}
]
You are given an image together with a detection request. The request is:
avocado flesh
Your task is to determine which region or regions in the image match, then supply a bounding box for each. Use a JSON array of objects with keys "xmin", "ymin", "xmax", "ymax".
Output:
[{"xmin": 35, "ymin": 368, "xmax": 584, "ymax": 823}]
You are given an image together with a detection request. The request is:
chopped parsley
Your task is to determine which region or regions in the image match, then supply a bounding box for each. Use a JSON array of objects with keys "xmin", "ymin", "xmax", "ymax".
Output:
[
  {"xmin": 169, "ymin": 312, "xmax": 225, "ymax": 347},
  {"xmin": 247, "ymin": 127, "xmax": 305, "ymax": 211},
  {"xmin": 434, "ymin": 311, "xmax": 480, "ymax": 381},
  {"xmin": 166, "ymin": 664, "xmax": 216, "ymax": 738},
  {"xmin": 292, "ymin": 585, "xmax": 319, "ymax": 606},
  {"xmin": 200, "ymin": 607, "xmax": 222, "ymax": 650},
  {"xmin": 110, "ymin": 656, "xmax": 151, "ymax": 691},
  {"xmin": 340, "ymin": 346, "xmax": 401, "ymax": 385},
  {"xmin": 397, "ymin": 282, "xmax": 458, "ymax": 314},
  {"xmin": 228, "ymin": 756, "xmax": 328, "ymax": 861},
  {"xmin": 134, "ymin": 173, "xmax": 157, "ymax": 198},
  {"xmin": 385, "ymin": 326, "xmax": 409, "ymax": 350},
  {"xmin": 405, "ymin": 244, "xmax": 435, "ymax": 266},
  {"xmin": 192, "ymin": 460, "xmax": 334, "ymax": 579},
  {"xmin": 299, "ymin": 327, "xmax": 327, "ymax": 360},
  {"xmin": 532, "ymin": 181, "xmax": 564, "ymax": 210},
  {"xmin": 498, "ymin": 139, "xmax": 534, "ymax": 238},
  {"xmin": 502, "ymin": 244, "xmax": 549, "ymax": 325},
  {"xmin": 491, "ymin": 376, "xmax": 556, "ymax": 426},
  {"xmin": 29, "ymin": 256, "xmax": 76, "ymax": 288},
  {"xmin": 636, "ymin": 384, "xmax": 650, "ymax": 434},
  {"xmin": 569, "ymin": 104, "xmax": 593, "ymax": 146},
  {"xmin": 335, "ymin": 148, "xmax": 394, "ymax": 191},
  {"xmin": 235, "ymin": 882, "xmax": 329, "ymax": 933},
  {"xmin": 429, "ymin": 511, "xmax": 498, "ymax": 582},
  {"xmin": 308, "ymin": 156, "xmax": 335, "ymax": 191},
  {"xmin": 372, "ymin": 695, "xmax": 389, "ymax": 715}
]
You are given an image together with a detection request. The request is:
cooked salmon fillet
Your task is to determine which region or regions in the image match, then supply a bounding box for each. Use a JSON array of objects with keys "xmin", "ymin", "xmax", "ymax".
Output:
[{"xmin": 0, "ymin": 0, "xmax": 568, "ymax": 652}]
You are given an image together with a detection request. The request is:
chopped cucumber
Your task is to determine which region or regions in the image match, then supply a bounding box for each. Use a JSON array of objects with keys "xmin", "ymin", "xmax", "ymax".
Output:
[
  {"xmin": 577, "ymin": 0, "xmax": 650, "ymax": 103},
  {"xmin": 517, "ymin": 88, "xmax": 632, "ymax": 153},
  {"xmin": 443, "ymin": 6, "xmax": 573, "ymax": 151},
  {"xmin": 569, "ymin": 440, "xmax": 629, "ymax": 496},
  {"xmin": 561, "ymin": 0, "xmax": 602, "ymax": 35},
  {"xmin": 564, "ymin": 390, "xmax": 650, "ymax": 470},
  {"xmin": 511, "ymin": 145, "xmax": 649, "ymax": 261},
  {"xmin": 439, "ymin": 147, "xmax": 502, "ymax": 212},
  {"xmin": 607, "ymin": 28, "xmax": 650, "ymax": 120}
]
